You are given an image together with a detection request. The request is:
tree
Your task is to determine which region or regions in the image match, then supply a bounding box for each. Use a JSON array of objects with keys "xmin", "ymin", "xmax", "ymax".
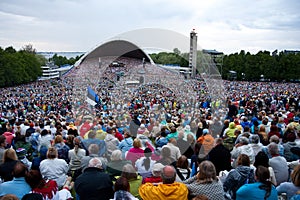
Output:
[
  {"xmin": 0, "ymin": 46, "xmax": 42, "ymax": 87},
  {"xmin": 22, "ymin": 44, "xmax": 36, "ymax": 54},
  {"xmin": 173, "ymin": 48, "xmax": 181, "ymax": 55}
]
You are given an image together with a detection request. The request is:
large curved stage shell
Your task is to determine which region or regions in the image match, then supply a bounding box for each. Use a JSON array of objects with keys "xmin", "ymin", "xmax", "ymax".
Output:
[{"xmin": 75, "ymin": 39, "xmax": 155, "ymax": 66}]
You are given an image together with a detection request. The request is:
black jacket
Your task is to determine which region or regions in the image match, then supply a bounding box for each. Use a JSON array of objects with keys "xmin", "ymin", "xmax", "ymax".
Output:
[
  {"xmin": 208, "ymin": 144, "xmax": 232, "ymax": 174},
  {"xmin": 75, "ymin": 167, "xmax": 114, "ymax": 200}
]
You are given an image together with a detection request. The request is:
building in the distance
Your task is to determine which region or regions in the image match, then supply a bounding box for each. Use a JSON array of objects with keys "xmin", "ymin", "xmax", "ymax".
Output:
[{"xmin": 39, "ymin": 61, "xmax": 73, "ymax": 80}]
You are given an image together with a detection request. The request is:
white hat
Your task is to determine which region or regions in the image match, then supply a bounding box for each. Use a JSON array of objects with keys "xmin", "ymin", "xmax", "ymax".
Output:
[{"xmin": 152, "ymin": 163, "xmax": 164, "ymax": 173}]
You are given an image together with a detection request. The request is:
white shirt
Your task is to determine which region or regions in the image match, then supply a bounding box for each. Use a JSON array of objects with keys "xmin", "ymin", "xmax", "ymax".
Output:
[{"xmin": 40, "ymin": 158, "xmax": 69, "ymax": 187}]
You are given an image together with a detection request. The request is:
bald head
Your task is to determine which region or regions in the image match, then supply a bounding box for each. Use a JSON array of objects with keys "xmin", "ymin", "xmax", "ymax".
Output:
[
  {"xmin": 161, "ymin": 165, "xmax": 176, "ymax": 184},
  {"xmin": 88, "ymin": 158, "xmax": 102, "ymax": 169}
]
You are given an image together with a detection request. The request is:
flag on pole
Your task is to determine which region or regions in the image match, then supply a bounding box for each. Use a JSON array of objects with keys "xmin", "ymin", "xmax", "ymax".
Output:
[{"xmin": 86, "ymin": 86, "xmax": 99, "ymax": 106}]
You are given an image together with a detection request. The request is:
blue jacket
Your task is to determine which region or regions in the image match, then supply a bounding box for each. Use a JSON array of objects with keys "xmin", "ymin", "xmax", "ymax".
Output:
[
  {"xmin": 236, "ymin": 182, "xmax": 278, "ymax": 200},
  {"xmin": 155, "ymin": 137, "xmax": 168, "ymax": 148},
  {"xmin": 0, "ymin": 177, "xmax": 31, "ymax": 199},
  {"xmin": 118, "ymin": 137, "xmax": 133, "ymax": 158}
]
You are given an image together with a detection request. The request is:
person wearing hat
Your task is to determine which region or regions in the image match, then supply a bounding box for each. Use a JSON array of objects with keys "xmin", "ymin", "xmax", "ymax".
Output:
[
  {"xmin": 31, "ymin": 146, "xmax": 48, "ymax": 170},
  {"xmin": 75, "ymin": 157, "xmax": 114, "ymax": 200},
  {"xmin": 142, "ymin": 163, "xmax": 164, "ymax": 184}
]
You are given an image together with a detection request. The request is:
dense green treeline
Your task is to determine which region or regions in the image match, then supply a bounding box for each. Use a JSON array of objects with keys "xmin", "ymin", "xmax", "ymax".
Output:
[
  {"xmin": 222, "ymin": 50, "xmax": 300, "ymax": 81},
  {"xmin": 0, "ymin": 45, "xmax": 83, "ymax": 88},
  {"xmin": 0, "ymin": 46, "xmax": 45, "ymax": 87},
  {"xmin": 52, "ymin": 53, "xmax": 83, "ymax": 66},
  {"xmin": 150, "ymin": 49, "xmax": 300, "ymax": 82}
]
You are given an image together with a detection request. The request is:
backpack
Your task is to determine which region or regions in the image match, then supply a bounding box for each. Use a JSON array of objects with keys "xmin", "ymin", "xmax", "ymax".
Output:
[{"xmin": 55, "ymin": 144, "xmax": 70, "ymax": 163}]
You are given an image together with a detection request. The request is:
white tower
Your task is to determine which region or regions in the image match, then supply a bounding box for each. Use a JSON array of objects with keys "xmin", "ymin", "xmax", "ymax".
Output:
[{"xmin": 189, "ymin": 29, "xmax": 197, "ymax": 78}]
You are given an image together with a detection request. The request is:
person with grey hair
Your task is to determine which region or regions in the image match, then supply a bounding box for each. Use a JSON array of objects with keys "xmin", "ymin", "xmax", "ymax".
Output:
[
  {"xmin": 231, "ymin": 136, "xmax": 255, "ymax": 167},
  {"xmin": 75, "ymin": 157, "xmax": 114, "ymax": 200},
  {"xmin": 80, "ymin": 143, "xmax": 108, "ymax": 172},
  {"xmin": 139, "ymin": 165, "xmax": 188, "ymax": 200},
  {"xmin": 106, "ymin": 149, "xmax": 131, "ymax": 179},
  {"xmin": 142, "ymin": 163, "xmax": 164, "ymax": 184},
  {"xmin": 268, "ymin": 142, "xmax": 289, "ymax": 186},
  {"xmin": 262, "ymin": 135, "xmax": 284, "ymax": 158},
  {"xmin": 249, "ymin": 134, "xmax": 263, "ymax": 156}
]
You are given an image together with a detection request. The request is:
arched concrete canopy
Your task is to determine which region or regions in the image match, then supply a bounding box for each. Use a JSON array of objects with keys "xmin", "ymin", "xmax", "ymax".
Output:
[{"xmin": 76, "ymin": 40, "xmax": 154, "ymax": 66}]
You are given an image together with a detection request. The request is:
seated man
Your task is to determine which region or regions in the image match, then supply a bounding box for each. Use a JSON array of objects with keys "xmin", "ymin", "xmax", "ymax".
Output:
[
  {"xmin": 139, "ymin": 165, "xmax": 188, "ymax": 200},
  {"xmin": 75, "ymin": 157, "xmax": 114, "ymax": 200},
  {"xmin": 81, "ymin": 144, "xmax": 108, "ymax": 172},
  {"xmin": 0, "ymin": 161, "xmax": 31, "ymax": 199},
  {"xmin": 82, "ymin": 130, "xmax": 106, "ymax": 157}
]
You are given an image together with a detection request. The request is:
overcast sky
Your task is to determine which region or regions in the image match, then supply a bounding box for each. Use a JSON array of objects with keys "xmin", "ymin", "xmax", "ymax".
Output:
[{"xmin": 1, "ymin": 0, "xmax": 300, "ymax": 54}]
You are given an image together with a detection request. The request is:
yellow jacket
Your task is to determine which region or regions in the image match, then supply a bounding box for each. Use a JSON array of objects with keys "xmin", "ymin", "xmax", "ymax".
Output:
[{"xmin": 139, "ymin": 182, "xmax": 188, "ymax": 200}]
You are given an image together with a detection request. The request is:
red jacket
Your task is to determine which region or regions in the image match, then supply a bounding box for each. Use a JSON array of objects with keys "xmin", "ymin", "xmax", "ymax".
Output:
[{"xmin": 3, "ymin": 132, "xmax": 14, "ymax": 145}]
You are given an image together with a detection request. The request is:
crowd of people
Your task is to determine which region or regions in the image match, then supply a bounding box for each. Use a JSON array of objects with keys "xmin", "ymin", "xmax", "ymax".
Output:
[{"xmin": 0, "ymin": 56, "xmax": 299, "ymax": 200}]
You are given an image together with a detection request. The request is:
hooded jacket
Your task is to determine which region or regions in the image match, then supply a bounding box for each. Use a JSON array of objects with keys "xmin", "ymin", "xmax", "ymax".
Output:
[
  {"xmin": 223, "ymin": 166, "xmax": 255, "ymax": 200},
  {"xmin": 139, "ymin": 182, "xmax": 188, "ymax": 200},
  {"xmin": 225, "ymin": 122, "xmax": 236, "ymax": 138},
  {"xmin": 197, "ymin": 133, "xmax": 215, "ymax": 155}
]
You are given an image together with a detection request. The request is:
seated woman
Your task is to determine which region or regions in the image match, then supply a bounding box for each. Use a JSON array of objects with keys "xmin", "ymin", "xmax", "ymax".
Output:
[
  {"xmin": 183, "ymin": 160, "xmax": 224, "ymax": 199},
  {"xmin": 142, "ymin": 163, "xmax": 164, "ymax": 184},
  {"xmin": 112, "ymin": 177, "xmax": 138, "ymax": 200},
  {"xmin": 175, "ymin": 155, "xmax": 191, "ymax": 181},
  {"xmin": 236, "ymin": 166, "xmax": 278, "ymax": 200},
  {"xmin": 120, "ymin": 164, "xmax": 142, "ymax": 199},
  {"xmin": 253, "ymin": 151, "xmax": 277, "ymax": 186},
  {"xmin": 126, "ymin": 138, "xmax": 144, "ymax": 166},
  {"xmin": 53, "ymin": 135, "xmax": 70, "ymax": 163},
  {"xmin": 135, "ymin": 148, "xmax": 156, "ymax": 178},
  {"xmin": 277, "ymin": 165, "xmax": 300, "ymax": 199},
  {"xmin": 39, "ymin": 147, "xmax": 69, "ymax": 188}
]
